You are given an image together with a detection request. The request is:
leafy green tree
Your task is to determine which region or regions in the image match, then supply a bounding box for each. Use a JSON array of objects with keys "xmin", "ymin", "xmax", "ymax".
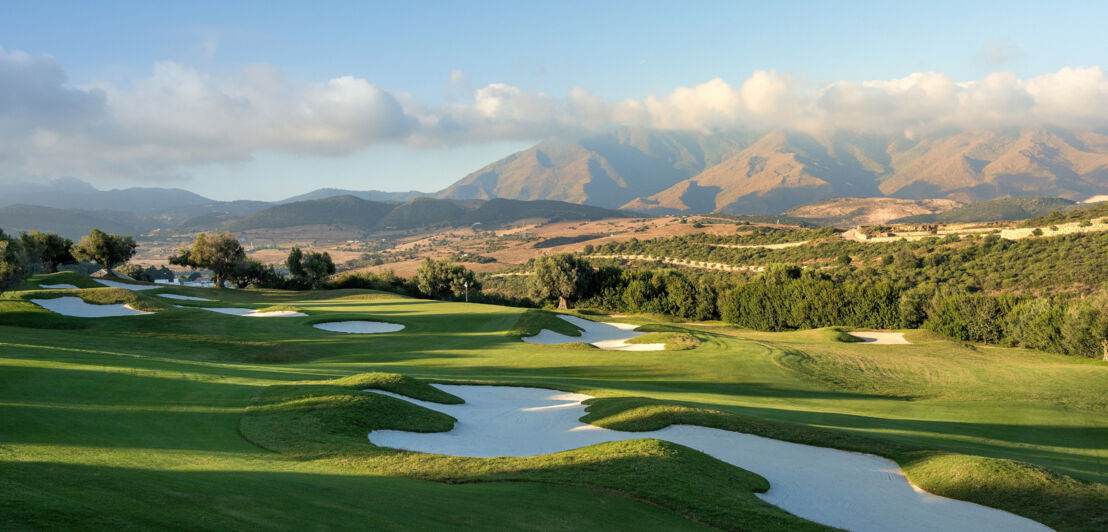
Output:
[
  {"xmin": 117, "ymin": 263, "xmax": 154, "ymax": 282},
  {"xmin": 286, "ymin": 247, "xmax": 305, "ymax": 278},
  {"xmin": 0, "ymin": 229, "xmax": 31, "ymax": 295},
  {"xmin": 227, "ymin": 260, "xmax": 280, "ymax": 289},
  {"xmin": 529, "ymin": 253, "xmax": 594, "ymax": 308},
  {"xmin": 20, "ymin": 231, "xmax": 74, "ymax": 273},
  {"xmin": 1059, "ymin": 295, "xmax": 1108, "ymax": 358},
  {"xmin": 301, "ymin": 251, "xmax": 336, "ymax": 288},
  {"xmin": 415, "ymin": 258, "xmax": 478, "ymax": 300},
  {"xmin": 70, "ymin": 229, "xmax": 137, "ymax": 274},
  {"xmin": 168, "ymin": 232, "xmax": 246, "ymax": 288},
  {"xmin": 924, "ymin": 294, "xmax": 1012, "ymax": 344}
]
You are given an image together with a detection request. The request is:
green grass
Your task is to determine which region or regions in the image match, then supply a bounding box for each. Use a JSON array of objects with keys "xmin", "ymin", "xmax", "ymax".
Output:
[
  {"xmin": 2, "ymin": 274, "xmax": 1106, "ymax": 530},
  {"xmin": 255, "ymin": 304, "xmax": 304, "ymax": 313},
  {"xmin": 626, "ymin": 324, "xmax": 702, "ymax": 350},
  {"xmin": 24, "ymin": 271, "xmax": 104, "ymax": 289},
  {"xmin": 240, "ymin": 373, "xmax": 821, "ymax": 531},
  {"xmin": 508, "ymin": 309, "xmax": 584, "ymax": 338}
]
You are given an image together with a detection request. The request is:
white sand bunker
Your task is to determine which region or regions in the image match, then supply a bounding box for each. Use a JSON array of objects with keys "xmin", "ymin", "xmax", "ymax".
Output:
[
  {"xmin": 157, "ymin": 294, "xmax": 212, "ymax": 301},
  {"xmin": 39, "ymin": 283, "xmax": 79, "ymax": 290},
  {"xmin": 95, "ymin": 279, "xmax": 162, "ymax": 291},
  {"xmin": 370, "ymin": 385, "xmax": 1047, "ymax": 532},
  {"xmin": 196, "ymin": 307, "xmax": 306, "ymax": 317},
  {"xmin": 523, "ymin": 315, "xmax": 665, "ymax": 351},
  {"xmin": 848, "ymin": 331, "xmax": 910, "ymax": 344},
  {"xmin": 314, "ymin": 321, "xmax": 404, "ymax": 334},
  {"xmin": 31, "ymin": 297, "xmax": 151, "ymax": 318}
]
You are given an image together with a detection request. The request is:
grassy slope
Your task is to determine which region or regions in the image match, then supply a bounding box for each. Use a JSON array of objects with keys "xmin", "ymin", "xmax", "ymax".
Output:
[{"xmin": 1, "ymin": 277, "xmax": 1106, "ymax": 530}]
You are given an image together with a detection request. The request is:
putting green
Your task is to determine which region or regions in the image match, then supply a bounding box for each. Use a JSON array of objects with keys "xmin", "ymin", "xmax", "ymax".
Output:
[{"xmin": 1, "ymin": 276, "xmax": 1105, "ymax": 530}]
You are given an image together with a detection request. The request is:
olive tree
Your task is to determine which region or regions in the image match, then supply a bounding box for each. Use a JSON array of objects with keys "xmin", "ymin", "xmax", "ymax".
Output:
[
  {"xmin": 169, "ymin": 232, "xmax": 245, "ymax": 288},
  {"xmin": 20, "ymin": 231, "xmax": 74, "ymax": 273},
  {"xmin": 0, "ymin": 229, "xmax": 31, "ymax": 295},
  {"xmin": 528, "ymin": 253, "xmax": 594, "ymax": 308},
  {"xmin": 285, "ymin": 247, "xmax": 336, "ymax": 288},
  {"xmin": 70, "ymin": 229, "xmax": 137, "ymax": 275},
  {"xmin": 415, "ymin": 258, "xmax": 478, "ymax": 300}
]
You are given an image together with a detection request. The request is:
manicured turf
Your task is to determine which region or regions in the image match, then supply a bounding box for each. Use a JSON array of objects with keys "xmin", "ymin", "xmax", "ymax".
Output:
[{"xmin": 1, "ymin": 277, "xmax": 1106, "ymax": 530}]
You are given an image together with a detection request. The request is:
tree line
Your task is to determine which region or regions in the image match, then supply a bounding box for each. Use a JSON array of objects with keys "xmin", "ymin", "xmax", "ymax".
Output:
[
  {"xmin": 486, "ymin": 253, "xmax": 1108, "ymax": 360},
  {"xmin": 1, "ymin": 228, "xmax": 139, "ymax": 294}
]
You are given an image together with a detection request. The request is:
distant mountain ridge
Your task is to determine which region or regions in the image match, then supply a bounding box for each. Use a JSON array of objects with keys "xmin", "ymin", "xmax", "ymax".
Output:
[
  {"xmin": 437, "ymin": 126, "xmax": 1108, "ymax": 214},
  {"xmin": 228, "ymin": 195, "xmax": 632, "ymax": 233},
  {"xmin": 0, "ymin": 177, "xmax": 212, "ymax": 212},
  {"xmin": 437, "ymin": 129, "xmax": 752, "ymax": 209},
  {"xmin": 278, "ymin": 188, "xmax": 426, "ymax": 204}
]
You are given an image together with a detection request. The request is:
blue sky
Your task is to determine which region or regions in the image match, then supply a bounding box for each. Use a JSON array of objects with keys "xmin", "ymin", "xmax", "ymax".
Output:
[{"xmin": 2, "ymin": 1, "xmax": 1106, "ymax": 200}]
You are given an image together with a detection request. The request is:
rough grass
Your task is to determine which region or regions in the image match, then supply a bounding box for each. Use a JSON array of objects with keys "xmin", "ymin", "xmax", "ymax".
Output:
[
  {"xmin": 241, "ymin": 373, "xmax": 827, "ymax": 532},
  {"xmin": 507, "ymin": 309, "xmax": 583, "ymax": 338},
  {"xmin": 255, "ymin": 304, "xmax": 303, "ymax": 313},
  {"xmin": 628, "ymin": 331, "xmax": 701, "ymax": 350},
  {"xmin": 629, "ymin": 323, "xmax": 704, "ymax": 350},
  {"xmin": 25, "ymin": 271, "xmax": 104, "ymax": 289}
]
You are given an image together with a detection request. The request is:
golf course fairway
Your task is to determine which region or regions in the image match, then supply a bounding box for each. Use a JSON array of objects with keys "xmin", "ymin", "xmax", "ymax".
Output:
[{"xmin": 2, "ymin": 275, "xmax": 1106, "ymax": 530}]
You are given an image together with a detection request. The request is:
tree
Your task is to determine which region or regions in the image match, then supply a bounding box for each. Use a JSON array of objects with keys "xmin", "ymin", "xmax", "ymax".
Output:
[
  {"xmin": 286, "ymin": 247, "xmax": 305, "ymax": 278},
  {"xmin": 529, "ymin": 253, "xmax": 594, "ymax": 308},
  {"xmin": 169, "ymin": 232, "xmax": 246, "ymax": 288},
  {"xmin": 227, "ymin": 260, "xmax": 281, "ymax": 289},
  {"xmin": 70, "ymin": 229, "xmax": 137, "ymax": 274},
  {"xmin": 285, "ymin": 248, "xmax": 336, "ymax": 288},
  {"xmin": 0, "ymin": 229, "xmax": 31, "ymax": 295},
  {"xmin": 415, "ymin": 258, "xmax": 478, "ymax": 300},
  {"xmin": 301, "ymin": 251, "xmax": 336, "ymax": 288},
  {"xmin": 117, "ymin": 263, "xmax": 154, "ymax": 282},
  {"xmin": 20, "ymin": 231, "xmax": 74, "ymax": 273}
]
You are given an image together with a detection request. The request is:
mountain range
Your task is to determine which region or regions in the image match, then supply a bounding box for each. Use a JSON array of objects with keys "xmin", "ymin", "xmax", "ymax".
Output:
[
  {"xmin": 439, "ymin": 126, "xmax": 1108, "ymax": 214},
  {"xmin": 4, "ymin": 124, "xmax": 1108, "ymax": 237}
]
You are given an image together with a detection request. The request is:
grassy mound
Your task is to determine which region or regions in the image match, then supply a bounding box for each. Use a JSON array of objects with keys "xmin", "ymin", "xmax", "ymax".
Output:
[
  {"xmin": 255, "ymin": 305, "xmax": 304, "ymax": 314},
  {"xmin": 25, "ymin": 271, "xmax": 104, "ymax": 289},
  {"xmin": 507, "ymin": 309, "xmax": 583, "ymax": 338},
  {"xmin": 241, "ymin": 372, "xmax": 826, "ymax": 531},
  {"xmin": 0, "ymin": 287, "xmax": 168, "ymax": 328},
  {"xmin": 622, "ymin": 323, "xmax": 705, "ymax": 350}
]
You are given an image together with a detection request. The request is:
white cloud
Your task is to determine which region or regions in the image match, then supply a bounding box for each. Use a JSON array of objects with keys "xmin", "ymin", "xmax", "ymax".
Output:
[{"xmin": 2, "ymin": 45, "xmax": 1108, "ymax": 183}]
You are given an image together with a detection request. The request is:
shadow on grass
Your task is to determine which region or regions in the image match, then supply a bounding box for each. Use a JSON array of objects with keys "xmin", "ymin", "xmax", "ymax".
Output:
[{"xmin": 0, "ymin": 460, "xmax": 720, "ymax": 531}]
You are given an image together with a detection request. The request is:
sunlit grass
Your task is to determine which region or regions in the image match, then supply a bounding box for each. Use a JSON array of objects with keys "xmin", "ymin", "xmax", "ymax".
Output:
[{"xmin": 2, "ymin": 273, "xmax": 1106, "ymax": 529}]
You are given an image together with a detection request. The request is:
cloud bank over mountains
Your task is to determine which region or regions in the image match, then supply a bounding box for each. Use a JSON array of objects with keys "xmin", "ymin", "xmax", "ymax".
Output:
[{"xmin": 2, "ymin": 45, "xmax": 1108, "ymax": 182}]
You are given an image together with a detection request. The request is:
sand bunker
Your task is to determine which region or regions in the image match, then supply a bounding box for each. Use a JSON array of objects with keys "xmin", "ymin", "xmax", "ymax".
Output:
[
  {"xmin": 369, "ymin": 385, "xmax": 1047, "ymax": 532},
  {"xmin": 523, "ymin": 315, "xmax": 665, "ymax": 351},
  {"xmin": 31, "ymin": 297, "xmax": 151, "ymax": 318},
  {"xmin": 39, "ymin": 283, "xmax": 79, "ymax": 290},
  {"xmin": 313, "ymin": 321, "xmax": 404, "ymax": 334},
  {"xmin": 197, "ymin": 307, "xmax": 306, "ymax": 317},
  {"xmin": 848, "ymin": 331, "xmax": 910, "ymax": 344},
  {"xmin": 157, "ymin": 294, "xmax": 212, "ymax": 301},
  {"xmin": 95, "ymin": 279, "xmax": 161, "ymax": 291}
]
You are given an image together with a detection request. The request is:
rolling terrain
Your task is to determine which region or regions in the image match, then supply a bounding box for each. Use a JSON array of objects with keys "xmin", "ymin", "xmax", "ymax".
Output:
[{"xmin": 0, "ymin": 275, "xmax": 1104, "ymax": 530}]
